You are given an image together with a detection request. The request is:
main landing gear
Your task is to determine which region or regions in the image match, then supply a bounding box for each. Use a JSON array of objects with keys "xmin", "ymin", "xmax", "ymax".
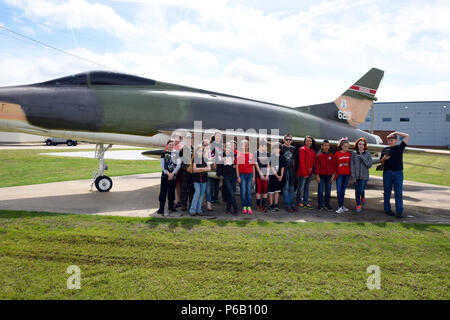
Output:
[{"xmin": 91, "ymin": 143, "xmax": 113, "ymax": 192}]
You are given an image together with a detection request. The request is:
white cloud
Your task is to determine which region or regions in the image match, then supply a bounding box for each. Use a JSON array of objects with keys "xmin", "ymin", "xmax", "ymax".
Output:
[
  {"xmin": 0, "ymin": 0, "xmax": 449, "ymax": 107},
  {"xmin": 5, "ymin": 0, "xmax": 136, "ymax": 37},
  {"xmin": 224, "ymin": 58, "xmax": 274, "ymax": 84}
]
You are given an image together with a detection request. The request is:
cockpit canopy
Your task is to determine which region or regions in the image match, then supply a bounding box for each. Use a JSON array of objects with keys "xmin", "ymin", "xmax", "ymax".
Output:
[{"xmin": 39, "ymin": 71, "xmax": 156, "ymax": 86}]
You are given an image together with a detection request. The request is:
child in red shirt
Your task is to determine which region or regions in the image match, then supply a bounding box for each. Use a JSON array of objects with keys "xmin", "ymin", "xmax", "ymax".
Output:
[
  {"xmin": 334, "ymin": 138, "xmax": 352, "ymax": 214},
  {"xmin": 296, "ymin": 136, "xmax": 316, "ymax": 209},
  {"xmin": 315, "ymin": 140, "xmax": 336, "ymax": 210},
  {"xmin": 236, "ymin": 139, "xmax": 256, "ymax": 214}
]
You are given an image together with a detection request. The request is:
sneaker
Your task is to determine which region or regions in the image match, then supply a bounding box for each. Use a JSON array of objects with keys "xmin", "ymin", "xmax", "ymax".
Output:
[
  {"xmin": 385, "ymin": 211, "xmax": 394, "ymax": 216},
  {"xmin": 343, "ymin": 206, "xmax": 349, "ymax": 212},
  {"xmin": 156, "ymin": 208, "xmax": 164, "ymax": 215},
  {"xmin": 242, "ymin": 207, "xmax": 248, "ymax": 214},
  {"xmin": 335, "ymin": 207, "xmax": 344, "ymax": 214},
  {"xmin": 297, "ymin": 203, "xmax": 304, "ymax": 209},
  {"xmin": 274, "ymin": 206, "xmax": 280, "ymax": 212},
  {"xmin": 395, "ymin": 213, "xmax": 404, "ymax": 219},
  {"xmin": 305, "ymin": 203, "xmax": 313, "ymax": 210},
  {"xmin": 361, "ymin": 197, "xmax": 366, "ymax": 206},
  {"xmin": 355, "ymin": 205, "xmax": 362, "ymax": 213},
  {"xmin": 247, "ymin": 207, "xmax": 253, "ymax": 214},
  {"xmin": 168, "ymin": 207, "xmax": 177, "ymax": 213},
  {"xmin": 175, "ymin": 202, "xmax": 182, "ymax": 208},
  {"xmin": 326, "ymin": 205, "xmax": 333, "ymax": 211},
  {"xmin": 316, "ymin": 206, "xmax": 323, "ymax": 211}
]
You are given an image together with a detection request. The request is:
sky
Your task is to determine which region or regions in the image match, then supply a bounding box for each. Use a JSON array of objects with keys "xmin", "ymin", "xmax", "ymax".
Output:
[{"xmin": 0, "ymin": 0, "xmax": 449, "ymax": 106}]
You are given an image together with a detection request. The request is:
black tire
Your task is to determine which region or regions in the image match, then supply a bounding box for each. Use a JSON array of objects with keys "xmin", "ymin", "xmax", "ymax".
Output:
[
  {"xmin": 67, "ymin": 140, "xmax": 73, "ymax": 146},
  {"xmin": 52, "ymin": 142, "xmax": 57, "ymax": 146},
  {"xmin": 95, "ymin": 176, "xmax": 113, "ymax": 192},
  {"xmin": 73, "ymin": 141, "xmax": 78, "ymax": 146},
  {"xmin": 46, "ymin": 140, "xmax": 52, "ymax": 146}
]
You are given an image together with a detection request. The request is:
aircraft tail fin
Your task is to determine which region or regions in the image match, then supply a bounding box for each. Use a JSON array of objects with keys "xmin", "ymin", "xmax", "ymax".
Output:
[{"xmin": 296, "ymin": 68, "xmax": 384, "ymax": 127}]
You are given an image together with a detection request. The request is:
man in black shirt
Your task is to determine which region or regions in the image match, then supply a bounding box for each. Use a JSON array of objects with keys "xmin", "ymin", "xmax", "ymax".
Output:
[{"xmin": 379, "ymin": 131, "xmax": 410, "ymax": 218}]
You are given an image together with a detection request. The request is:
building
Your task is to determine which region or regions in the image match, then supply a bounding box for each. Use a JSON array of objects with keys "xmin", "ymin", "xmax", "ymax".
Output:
[{"xmin": 359, "ymin": 101, "xmax": 450, "ymax": 148}]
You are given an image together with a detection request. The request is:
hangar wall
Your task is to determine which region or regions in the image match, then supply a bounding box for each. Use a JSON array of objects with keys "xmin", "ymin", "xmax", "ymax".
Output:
[{"xmin": 359, "ymin": 101, "xmax": 450, "ymax": 148}]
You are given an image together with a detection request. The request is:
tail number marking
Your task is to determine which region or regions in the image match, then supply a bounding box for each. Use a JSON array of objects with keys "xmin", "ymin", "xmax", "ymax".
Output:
[{"xmin": 338, "ymin": 110, "xmax": 352, "ymax": 120}]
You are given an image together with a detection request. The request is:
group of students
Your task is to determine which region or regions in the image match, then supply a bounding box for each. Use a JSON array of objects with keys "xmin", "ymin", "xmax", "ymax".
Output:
[{"xmin": 158, "ymin": 131, "xmax": 409, "ymax": 219}]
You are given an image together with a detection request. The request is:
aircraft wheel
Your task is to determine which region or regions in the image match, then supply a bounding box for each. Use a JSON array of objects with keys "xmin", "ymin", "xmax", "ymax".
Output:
[{"xmin": 95, "ymin": 176, "xmax": 113, "ymax": 192}]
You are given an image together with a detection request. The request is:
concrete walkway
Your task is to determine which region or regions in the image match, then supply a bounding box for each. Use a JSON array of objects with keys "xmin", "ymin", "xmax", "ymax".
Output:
[{"xmin": 0, "ymin": 173, "xmax": 449, "ymax": 224}]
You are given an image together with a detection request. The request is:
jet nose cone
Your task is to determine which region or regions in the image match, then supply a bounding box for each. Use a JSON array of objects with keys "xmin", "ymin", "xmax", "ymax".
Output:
[{"xmin": 0, "ymin": 87, "xmax": 28, "ymax": 127}]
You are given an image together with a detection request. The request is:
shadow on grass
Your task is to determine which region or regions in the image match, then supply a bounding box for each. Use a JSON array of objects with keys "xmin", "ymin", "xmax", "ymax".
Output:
[
  {"xmin": 399, "ymin": 223, "xmax": 445, "ymax": 233},
  {"xmin": 145, "ymin": 217, "xmax": 256, "ymax": 230},
  {"xmin": 1, "ymin": 210, "xmax": 446, "ymax": 234},
  {"xmin": 340, "ymin": 221, "xmax": 444, "ymax": 233},
  {"xmin": 0, "ymin": 210, "xmax": 68, "ymax": 219}
]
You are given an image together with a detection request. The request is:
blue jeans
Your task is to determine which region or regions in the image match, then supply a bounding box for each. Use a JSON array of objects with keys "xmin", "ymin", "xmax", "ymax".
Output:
[
  {"xmin": 283, "ymin": 174, "xmax": 295, "ymax": 209},
  {"xmin": 239, "ymin": 173, "xmax": 253, "ymax": 208},
  {"xmin": 318, "ymin": 175, "xmax": 332, "ymax": 207},
  {"xmin": 205, "ymin": 178, "xmax": 212, "ymax": 202},
  {"xmin": 354, "ymin": 179, "xmax": 368, "ymax": 206},
  {"xmin": 223, "ymin": 175, "xmax": 238, "ymax": 211},
  {"xmin": 383, "ymin": 170, "xmax": 404, "ymax": 215},
  {"xmin": 336, "ymin": 174, "xmax": 350, "ymax": 208},
  {"xmin": 297, "ymin": 175, "xmax": 312, "ymax": 205},
  {"xmin": 210, "ymin": 177, "xmax": 220, "ymax": 202},
  {"xmin": 190, "ymin": 182, "xmax": 207, "ymax": 214}
]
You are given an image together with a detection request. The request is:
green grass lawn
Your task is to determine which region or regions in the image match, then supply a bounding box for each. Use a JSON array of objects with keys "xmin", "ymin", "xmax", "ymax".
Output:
[
  {"xmin": 0, "ymin": 211, "xmax": 448, "ymax": 299},
  {"xmin": 370, "ymin": 153, "xmax": 450, "ymax": 186},
  {"xmin": 0, "ymin": 149, "xmax": 160, "ymax": 188}
]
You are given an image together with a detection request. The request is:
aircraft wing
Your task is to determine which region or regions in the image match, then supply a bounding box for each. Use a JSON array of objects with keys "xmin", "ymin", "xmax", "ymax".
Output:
[{"xmin": 158, "ymin": 129, "xmax": 450, "ymax": 156}]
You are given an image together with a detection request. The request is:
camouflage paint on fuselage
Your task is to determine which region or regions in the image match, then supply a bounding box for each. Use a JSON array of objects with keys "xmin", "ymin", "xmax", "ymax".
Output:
[
  {"xmin": 93, "ymin": 86, "xmax": 376, "ymax": 143},
  {"xmin": 0, "ymin": 71, "xmax": 378, "ymax": 145},
  {"xmin": 0, "ymin": 85, "xmax": 103, "ymax": 131}
]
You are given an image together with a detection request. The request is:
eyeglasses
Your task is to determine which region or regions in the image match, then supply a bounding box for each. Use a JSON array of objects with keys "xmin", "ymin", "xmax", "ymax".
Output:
[{"xmin": 285, "ymin": 138, "xmax": 292, "ymax": 141}]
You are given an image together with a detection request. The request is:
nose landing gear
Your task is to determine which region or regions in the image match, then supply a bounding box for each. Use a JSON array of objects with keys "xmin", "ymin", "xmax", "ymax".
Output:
[{"xmin": 91, "ymin": 143, "xmax": 113, "ymax": 192}]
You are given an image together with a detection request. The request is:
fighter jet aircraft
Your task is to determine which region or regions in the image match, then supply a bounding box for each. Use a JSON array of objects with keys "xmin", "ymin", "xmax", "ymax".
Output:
[{"xmin": 0, "ymin": 68, "xmax": 448, "ymax": 191}]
